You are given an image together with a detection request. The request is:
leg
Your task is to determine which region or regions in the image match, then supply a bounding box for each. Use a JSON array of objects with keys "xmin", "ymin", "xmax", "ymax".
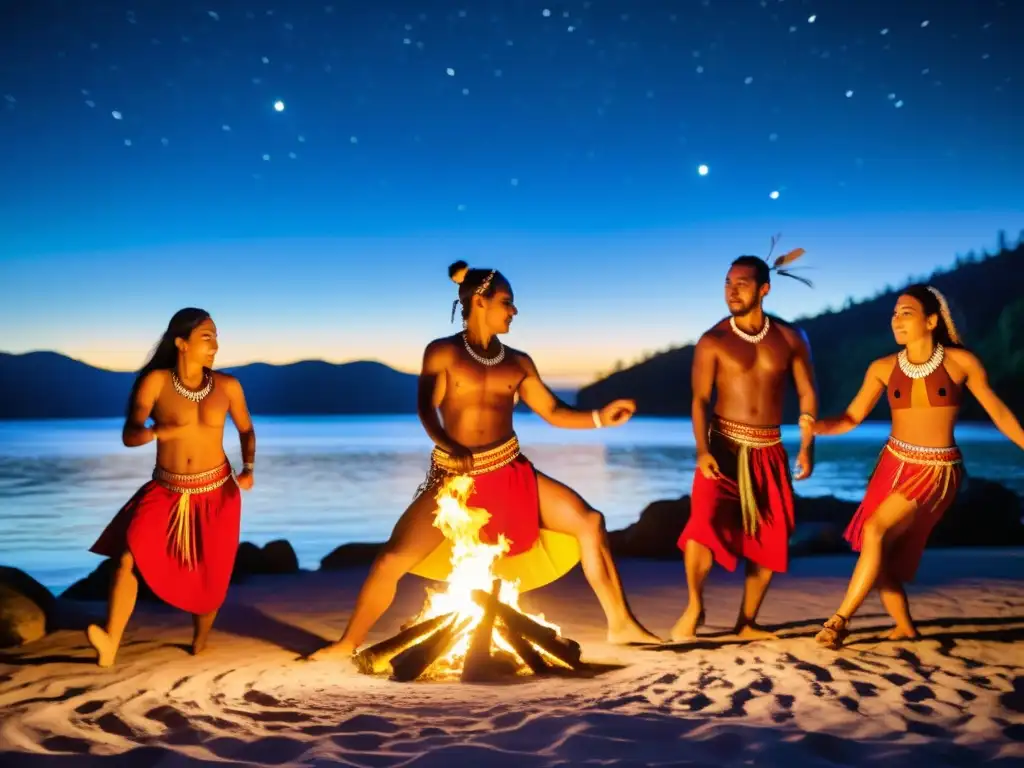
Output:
[
  {"xmin": 307, "ymin": 489, "xmax": 444, "ymax": 660},
  {"xmin": 192, "ymin": 610, "xmax": 218, "ymax": 654},
  {"xmin": 877, "ymin": 567, "xmax": 919, "ymax": 640},
  {"xmin": 535, "ymin": 472, "xmax": 661, "ymax": 644},
  {"xmin": 732, "ymin": 561, "xmax": 777, "ymax": 639},
  {"xmin": 816, "ymin": 492, "xmax": 918, "ymax": 649},
  {"xmin": 86, "ymin": 551, "xmax": 139, "ymax": 668},
  {"xmin": 669, "ymin": 540, "xmax": 712, "ymax": 641}
]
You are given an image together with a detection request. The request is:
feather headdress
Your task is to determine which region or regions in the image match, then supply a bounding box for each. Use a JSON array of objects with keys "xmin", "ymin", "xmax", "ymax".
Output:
[{"xmin": 766, "ymin": 233, "xmax": 812, "ymax": 287}]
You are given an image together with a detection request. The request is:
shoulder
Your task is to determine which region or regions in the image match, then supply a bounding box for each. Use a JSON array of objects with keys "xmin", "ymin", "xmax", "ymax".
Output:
[
  {"xmin": 424, "ymin": 335, "xmax": 461, "ymax": 359},
  {"xmin": 212, "ymin": 370, "xmax": 241, "ymax": 391},
  {"xmin": 867, "ymin": 354, "xmax": 898, "ymax": 381},
  {"xmin": 697, "ymin": 320, "xmax": 730, "ymax": 350},
  {"xmin": 137, "ymin": 369, "xmax": 169, "ymax": 395},
  {"xmin": 506, "ymin": 346, "xmax": 538, "ymax": 373},
  {"xmin": 769, "ymin": 316, "xmax": 808, "ymax": 346},
  {"xmin": 944, "ymin": 346, "xmax": 982, "ymax": 374}
]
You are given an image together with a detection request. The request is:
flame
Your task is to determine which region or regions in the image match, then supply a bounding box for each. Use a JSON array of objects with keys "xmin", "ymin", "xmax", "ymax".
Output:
[{"xmin": 409, "ymin": 475, "xmax": 560, "ymax": 678}]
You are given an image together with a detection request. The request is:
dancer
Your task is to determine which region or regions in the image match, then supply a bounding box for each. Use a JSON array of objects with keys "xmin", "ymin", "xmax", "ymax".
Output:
[
  {"xmin": 813, "ymin": 285, "xmax": 1024, "ymax": 649},
  {"xmin": 671, "ymin": 245, "xmax": 818, "ymax": 642},
  {"xmin": 309, "ymin": 260, "xmax": 660, "ymax": 661},
  {"xmin": 86, "ymin": 308, "xmax": 255, "ymax": 667}
]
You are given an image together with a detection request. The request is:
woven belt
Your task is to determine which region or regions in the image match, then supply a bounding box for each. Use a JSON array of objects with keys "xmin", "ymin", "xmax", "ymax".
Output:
[{"xmin": 152, "ymin": 462, "xmax": 233, "ymax": 571}]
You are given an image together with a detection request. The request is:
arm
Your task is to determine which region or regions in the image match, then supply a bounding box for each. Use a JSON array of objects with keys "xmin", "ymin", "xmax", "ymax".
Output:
[
  {"xmin": 518, "ymin": 354, "xmax": 614, "ymax": 428},
  {"xmin": 122, "ymin": 371, "xmax": 163, "ymax": 447},
  {"xmin": 790, "ymin": 328, "xmax": 819, "ymax": 456},
  {"xmin": 222, "ymin": 375, "xmax": 256, "ymax": 469},
  {"xmin": 690, "ymin": 337, "xmax": 717, "ymax": 455},
  {"xmin": 815, "ymin": 358, "xmax": 888, "ymax": 436},
  {"xmin": 955, "ymin": 350, "xmax": 1024, "ymax": 450},
  {"xmin": 416, "ymin": 341, "xmax": 463, "ymax": 453}
]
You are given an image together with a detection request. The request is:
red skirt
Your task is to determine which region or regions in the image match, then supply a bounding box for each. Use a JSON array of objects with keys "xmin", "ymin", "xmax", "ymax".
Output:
[
  {"xmin": 844, "ymin": 437, "xmax": 963, "ymax": 583},
  {"xmin": 678, "ymin": 419, "xmax": 795, "ymax": 573},
  {"xmin": 91, "ymin": 463, "xmax": 242, "ymax": 615}
]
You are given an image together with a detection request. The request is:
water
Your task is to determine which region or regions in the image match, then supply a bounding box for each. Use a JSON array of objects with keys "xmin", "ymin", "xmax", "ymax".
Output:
[{"xmin": 0, "ymin": 415, "xmax": 1020, "ymax": 593}]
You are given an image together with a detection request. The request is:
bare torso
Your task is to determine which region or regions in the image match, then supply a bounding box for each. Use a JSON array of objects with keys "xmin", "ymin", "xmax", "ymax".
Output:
[
  {"xmin": 878, "ymin": 350, "xmax": 966, "ymax": 448},
  {"xmin": 432, "ymin": 335, "xmax": 528, "ymax": 450},
  {"xmin": 149, "ymin": 370, "xmax": 232, "ymax": 473},
  {"xmin": 707, "ymin": 317, "xmax": 802, "ymax": 426}
]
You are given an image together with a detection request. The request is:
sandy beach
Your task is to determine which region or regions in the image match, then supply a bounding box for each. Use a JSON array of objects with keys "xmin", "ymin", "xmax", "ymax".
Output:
[{"xmin": 1, "ymin": 549, "xmax": 1022, "ymax": 767}]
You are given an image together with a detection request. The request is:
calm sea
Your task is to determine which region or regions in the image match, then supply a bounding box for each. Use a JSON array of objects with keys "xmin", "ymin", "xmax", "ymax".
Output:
[{"xmin": 0, "ymin": 415, "xmax": 1020, "ymax": 593}]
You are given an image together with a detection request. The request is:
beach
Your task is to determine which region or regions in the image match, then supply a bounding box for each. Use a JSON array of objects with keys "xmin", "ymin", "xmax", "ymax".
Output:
[{"xmin": 1, "ymin": 549, "xmax": 1022, "ymax": 766}]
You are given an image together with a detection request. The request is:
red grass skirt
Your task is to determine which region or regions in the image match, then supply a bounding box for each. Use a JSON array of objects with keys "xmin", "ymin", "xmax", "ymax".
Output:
[
  {"xmin": 678, "ymin": 419, "xmax": 795, "ymax": 573},
  {"xmin": 90, "ymin": 463, "xmax": 242, "ymax": 615},
  {"xmin": 844, "ymin": 437, "xmax": 963, "ymax": 583}
]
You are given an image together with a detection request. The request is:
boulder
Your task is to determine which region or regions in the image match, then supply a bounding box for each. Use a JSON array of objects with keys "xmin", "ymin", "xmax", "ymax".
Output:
[
  {"xmin": 320, "ymin": 542, "xmax": 383, "ymax": 570},
  {"xmin": 231, "ymin": 539, "xmax": 300, "ymax": 579},
  {"xmin": 0, "ymin": 567, "xmax": 56, "ymax": 647}
]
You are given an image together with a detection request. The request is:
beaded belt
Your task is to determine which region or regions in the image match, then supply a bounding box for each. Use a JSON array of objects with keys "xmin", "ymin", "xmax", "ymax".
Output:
[
  {"xmin": 881, "ymin": 436, "xmax": 961, "ymax": 501},
  {"xmin": 152, "ymin": 462, "xmax": 233, "ymax": 571},
  {"xmin": 884, "ymin": 436, "xmax": 962, "ymax": 466},
  {"xmin": 709, "ymin": 417, "xmax": 782, "ymax": 538},
  {"xmin": 416, "ymin": 436, "xmax": 521, "ymax": 497}
]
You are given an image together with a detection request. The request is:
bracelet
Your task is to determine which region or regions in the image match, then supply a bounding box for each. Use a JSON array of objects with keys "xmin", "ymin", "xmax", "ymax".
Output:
[
  {"xmin": 592, "ymin": 410, "xmax": 603, "ymax": 428},
  {"xmin": 798, "ymin": 413, "xmax": 815, "ymax": 429},
  {"xmin": 243, "ymin": 462, "xmax": 255, "ymax": 472}
]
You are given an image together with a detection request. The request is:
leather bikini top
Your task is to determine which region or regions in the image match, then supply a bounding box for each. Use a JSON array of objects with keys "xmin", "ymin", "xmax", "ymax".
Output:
[{"xmin": 887, "ymin": 358, "xmax": 962, "ymax": 410}]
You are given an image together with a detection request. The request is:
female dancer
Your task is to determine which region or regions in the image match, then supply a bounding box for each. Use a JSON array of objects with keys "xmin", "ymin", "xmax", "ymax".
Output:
[
  {"xmin": 86, "ymin": 308, "xmax": 256, "ymax": 666},
  {"xmin": 812, "ymin": 285, "xmax": 1024, "ymax": 649}
]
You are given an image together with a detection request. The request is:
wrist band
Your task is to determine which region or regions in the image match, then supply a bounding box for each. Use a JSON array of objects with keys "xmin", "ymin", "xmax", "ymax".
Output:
[
  {"xmin": 592, "ymin": 410, "xmax": 602, "ymax": 428},
  {"xmin": 798, "ymin": 413, "xmax": 815, "ymax": 428},
  {"xmin": 243, "ymin": 462, "xmax": 255, "ymax": 472}
]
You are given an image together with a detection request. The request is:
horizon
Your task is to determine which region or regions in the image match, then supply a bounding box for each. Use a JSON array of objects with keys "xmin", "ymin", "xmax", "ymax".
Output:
[{"xmin": 1, "ymin": 2, "xmax": 1021, "ymax": 387}]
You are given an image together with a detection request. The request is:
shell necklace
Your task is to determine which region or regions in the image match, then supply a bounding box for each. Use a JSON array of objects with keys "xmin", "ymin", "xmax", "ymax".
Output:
[
  {"xmin": 730, "ymin": 316, "xmax": 770, "ymax": 344},
  {"xmin": 462, "ymin": 333, "xmax": 505, "ymax": 366},
  {"xmin": 897, "ymin": 343, "xmax": 944, "ymax": 379},
  {"xmin": 171, "ymin": 370, "xmax": 214, "ymax": 402}
]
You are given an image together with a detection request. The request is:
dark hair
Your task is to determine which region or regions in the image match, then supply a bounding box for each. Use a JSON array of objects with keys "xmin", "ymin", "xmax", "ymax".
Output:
[
  {"xmin": 447, "ymin": 260, "xmax": 510, "ymax": 322},
  {"xmin": 900, "ymin": 284, "xmax": 963, "ymax": 348},
  {"xmin": 126, "ymin": 307, "xmax": 211, "ymax": 416},
  {"xmin": 731, "ymin": 255, "xmax": 771, "ymax": 287}
]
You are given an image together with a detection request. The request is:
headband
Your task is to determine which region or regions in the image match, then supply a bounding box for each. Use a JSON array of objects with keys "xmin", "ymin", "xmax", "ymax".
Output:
[{"xmin": 449, "ymin": 266, "xmax": 497, "ymax": 322}]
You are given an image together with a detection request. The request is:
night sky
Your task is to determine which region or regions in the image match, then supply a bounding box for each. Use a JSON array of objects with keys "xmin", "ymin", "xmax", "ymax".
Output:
[{"xmin": 1, "ymin": 1, "xmax": 1021, "ymax": 385}]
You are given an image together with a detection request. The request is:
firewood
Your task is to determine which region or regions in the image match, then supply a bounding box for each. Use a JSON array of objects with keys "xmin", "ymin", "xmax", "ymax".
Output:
[
  {"xmin": 495, "ymin": 621, "xmax": 549, "ymax": 675},
  {"xmin": 353, "ymin": 612, "xmax": 454, "ymax": 675},
  {"xmin": 471, "ymin": 589, "xmax": 585, "ymax": 670},
  {"xmin": 389, "ymin": 616, "xmax": 473, "ymax": 682},
  {"xmin": 461, "ymin": 580, "xmax": 502, "ymax": 683}
]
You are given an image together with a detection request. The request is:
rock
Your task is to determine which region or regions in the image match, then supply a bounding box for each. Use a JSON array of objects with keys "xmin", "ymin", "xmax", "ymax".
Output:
[
  {"xmin": 608, "ymin": 498, "xmax": 689, "ymax": 559},
  {"xmin": 261, "ymin": 540, "xmax": 299, "ymax": 574},
  {"xmin": 320, "ymin": 542, "xmax": 383, "ymax": 570},
  {"xmin": 789, "ymin": 521, "xmax": 848, "ymax": 557},
  {"xmin": 0, "ymin": 584, "xmax": 46, "ymax": 647},
  {"xmin": 931, "ymin": 475, "xmax": 1024, "ymax": 547},
  {"xmin": 62, "ymin": 559, "xmax": 159, "ymax": 603},
  {"xmin": 0, "ymin": 566, "xmax": 57, "ymax": 630}
]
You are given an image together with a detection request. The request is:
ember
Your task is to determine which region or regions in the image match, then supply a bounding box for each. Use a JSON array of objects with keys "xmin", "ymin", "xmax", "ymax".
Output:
[{"xmin": 353, "ymin": 476, "xmax": 587, "ymax": 682}]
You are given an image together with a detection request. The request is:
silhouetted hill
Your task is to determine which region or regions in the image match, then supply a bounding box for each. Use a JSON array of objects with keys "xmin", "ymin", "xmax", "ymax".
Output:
[
  {"xmin": 0, "ymin": 353, "xmax": 580, "ymax": 420},
  {"xmin": 578, "ymin": 238, "xmax": 1024, "ymax": 422}
]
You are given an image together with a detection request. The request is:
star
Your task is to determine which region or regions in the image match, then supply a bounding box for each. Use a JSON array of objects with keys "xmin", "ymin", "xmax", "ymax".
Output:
[
  {"xmin": 697, "ymin": 164, "xmax": 709, "ymax": 176},
  {"xmin": 273, "ymin": 100, "xmax": 285, "ymax": 112}
]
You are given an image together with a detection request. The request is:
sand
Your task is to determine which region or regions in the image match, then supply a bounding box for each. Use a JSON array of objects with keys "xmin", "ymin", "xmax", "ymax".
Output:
[{"xmin": 1, "ymin": 549, "xmax": 1022, "ymax": 767}]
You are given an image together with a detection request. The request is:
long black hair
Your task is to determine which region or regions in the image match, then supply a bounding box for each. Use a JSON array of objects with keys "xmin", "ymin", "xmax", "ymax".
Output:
[
  {"xmin": 447, "ymin": 260, "xmax": 510, "ymax": 323},
  {"xmin": 900, "ymin": 284, "xmax": 964, "ymax": 348},
  {"xmin": 125, "ymin": 307, "xmax": 210, "ymax": 416}
]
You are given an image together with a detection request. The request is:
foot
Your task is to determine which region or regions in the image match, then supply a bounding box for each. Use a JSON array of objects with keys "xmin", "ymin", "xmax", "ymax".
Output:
[
  {"xmin": 669, "ymin": 606, "xmax": 705, "ymax": 642},
  {"xmin": 306, "ymin": 639, "xmax": 357, "ymax": 662},
  {"xmin": 86, "ymin": 625, "xmax": 117, "ymax": 668},
  {"xmin": 814, "ymin": 613, "xmax": 850, "ymax": 650},
  {"xmin": 607, "ymin": 620, "xmax": 662, "ymax": 645},
  {"xmin": 733, "ymin": 622, "xmax": 778, "ymax": 640},
  {"xmin": 886, "ymin": 626, "xmax": 920, "ymax": 641},
  {"xmin": 191, "ymin": 632, "xmax": 211, "ymax": 656}
]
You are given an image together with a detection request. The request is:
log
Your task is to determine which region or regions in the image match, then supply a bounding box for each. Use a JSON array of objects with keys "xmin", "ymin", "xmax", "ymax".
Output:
[
  {"xmin": 389, "ymin": 616, "xmax": 473, "ymax": 682},
  {"xmin": 495, "ymin": 621, "xmax": 549, "ymax": 675},
  {"xmin": 471, "ymin": 589, "xmax": 585, "ymax": 670},
  {"xmin": 461, "ymin": 580, "xmax": 502, "ymax": 683},
  {"xmin": 353, "ymin": 612, "xmax": 454, "ymax": 675}
]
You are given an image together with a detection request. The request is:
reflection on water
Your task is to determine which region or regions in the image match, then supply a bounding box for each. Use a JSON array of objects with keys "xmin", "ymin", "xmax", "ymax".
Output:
[{"xmin": 0, "ymin": 415, "xmax": 1020, "ymax": 591}]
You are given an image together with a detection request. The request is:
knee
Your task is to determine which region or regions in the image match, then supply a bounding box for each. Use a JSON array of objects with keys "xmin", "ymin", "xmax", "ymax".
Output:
[
  {"xmin": 862, "ymin": 518, "xmax": 889, "ymax": 546},
  {"xmin": 579, "ymin": 509, "xmax": 607, "ymax": 541}
]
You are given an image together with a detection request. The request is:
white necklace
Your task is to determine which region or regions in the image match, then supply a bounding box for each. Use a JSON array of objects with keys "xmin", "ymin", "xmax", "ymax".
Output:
[
  {"xmin": 730, "ymin": 316, "xmax": 770, "ymax": 344},
  {"xmin": 171, "ymin": 370, "xmax": 214, "ymax": 402},
  {"xmin": 462, "ymin": 333, "xmax": 505, "ymax": 366},
  {"xmin": 897, "ymin": 344, "xmax": 944, "ymax": 379}
]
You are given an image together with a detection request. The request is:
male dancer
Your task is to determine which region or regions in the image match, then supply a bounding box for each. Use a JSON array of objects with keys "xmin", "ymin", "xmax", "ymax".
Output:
[
  {"xmin": 87, "ymin": 308, "xmax": 255, "ymax": 667},
  {"xmin": 670, "ymin": 246, "xmax": 818, "ymax": 641},
  {"xmin": 310, "ymin": 261, "xmax": 660, "ymax": 661}
]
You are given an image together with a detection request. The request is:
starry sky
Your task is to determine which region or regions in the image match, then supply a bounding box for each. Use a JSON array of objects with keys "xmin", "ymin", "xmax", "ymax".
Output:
[{"xmin": 1, "ymin": 1, "xmax": 1021, "ymax": 386}]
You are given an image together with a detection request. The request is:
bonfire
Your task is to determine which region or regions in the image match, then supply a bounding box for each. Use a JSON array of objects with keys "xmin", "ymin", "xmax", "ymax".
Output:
[{"xmin": 353, "ymin": 476, "xmax": 586, "ymax": 682}]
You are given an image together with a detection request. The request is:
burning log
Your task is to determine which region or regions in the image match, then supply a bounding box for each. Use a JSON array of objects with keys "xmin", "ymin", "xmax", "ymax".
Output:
[
  {"xmin": 353, "ymin": 612, "xmax": 455, "ymax": 675},
  {"xmin": 471, "ymin": 588, "xmax": 585, "ymax": 671},
  {"xmin": 389, "ymin": 615, "xmax": 474, "ymax": 682},
  {"xmin": 461, "ymin": 580, "xmax": 502, "ymax": 682},
  {"xmin": 495, "ymin": 621, "xmax": 549, "ymax": 675}
]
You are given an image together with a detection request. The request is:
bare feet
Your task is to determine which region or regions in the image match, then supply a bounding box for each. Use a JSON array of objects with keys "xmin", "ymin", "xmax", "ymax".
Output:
[
  {"xmin": 86, "ymin": 625, "xmax": 117, "ymax": 668},
  {"xmin": 306, "ymin": 640, "xmax": 356, "ymax": 662},
  {"xmin": 886, "ymin": 626, "xmax": 920, "ymax": 641},
  {"xmin": 191, "ymin": 631, "xmax": 211, "ymax": 656},
  {"xmin": 607, "ymin": 620, "xmax": 662, "ymax": 645},
  {"xmin": 732, "ymin": 623, "xmax": 778, "ymax": 640},
  {"xmin": 669, "ymin": 606, "xmax": 705, "ymax": 642}
]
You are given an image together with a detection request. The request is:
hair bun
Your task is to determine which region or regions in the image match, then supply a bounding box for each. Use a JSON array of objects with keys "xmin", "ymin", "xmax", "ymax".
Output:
[{"xmin": 448, "ymin": 260, "xmax": 469, "ymax": 285}]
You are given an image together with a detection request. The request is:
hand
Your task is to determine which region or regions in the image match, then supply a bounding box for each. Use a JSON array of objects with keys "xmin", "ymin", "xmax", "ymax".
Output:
[
  {"xmin": 696, "ymin": 451, "xmax": 723, "ymax": 480},
  {"xmin": 448, "ymin": 445, "xmax": 474, "ymax": 475},
  {"xmin": 794, "ymin": 448, "xmax": 814, "ymax": 481},
  {"xmin": 235, "ymin": 469, "xmax": 254, "ymax": 490},
  {"xmin": 600, "ymin": 399, "xmax": 637, "ymax": 427}
]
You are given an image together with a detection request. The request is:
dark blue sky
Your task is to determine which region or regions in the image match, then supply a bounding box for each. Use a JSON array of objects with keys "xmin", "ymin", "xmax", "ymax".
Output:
[{"xmin": 1, "ymin": 1, "xmax": 1021, "ymax": 384}]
